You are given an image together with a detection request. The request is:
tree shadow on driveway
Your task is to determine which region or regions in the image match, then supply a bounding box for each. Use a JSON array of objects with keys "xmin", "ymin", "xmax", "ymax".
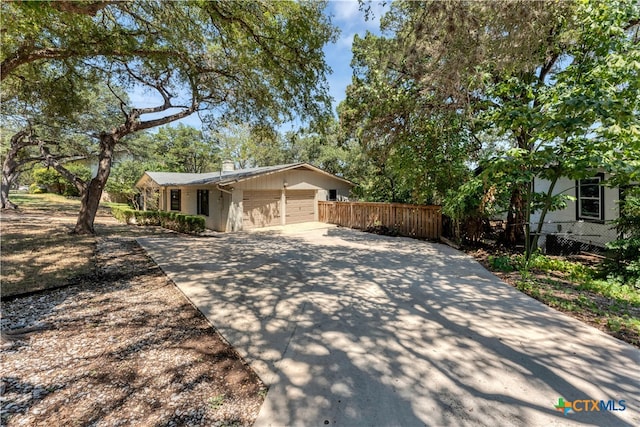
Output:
[{"xmin": 138, "ymin": 226, "xmax": 640, "ymax": 427}]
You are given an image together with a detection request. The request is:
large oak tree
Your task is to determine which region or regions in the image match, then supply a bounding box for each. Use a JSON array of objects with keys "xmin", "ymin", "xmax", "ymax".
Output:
[{"xmin": 1, "ymin": 0, "xmax": 336, "ymax": 233}]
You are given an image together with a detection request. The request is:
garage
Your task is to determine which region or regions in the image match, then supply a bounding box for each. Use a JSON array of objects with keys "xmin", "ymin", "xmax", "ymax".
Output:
[
  {"xmin": 138, "ymin": 163, "xmax": 353, "ymax": 232},
  {"xmin": 243, "ymin": 190, "xmax": 281, "ymax": 229},
  {"xmin": 285, "ymin": 190, "xmax": 316, "ymax": 224}
]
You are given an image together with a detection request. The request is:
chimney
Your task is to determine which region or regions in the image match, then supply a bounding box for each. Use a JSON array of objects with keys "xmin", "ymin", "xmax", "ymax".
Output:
[{"xmin": 222, "ymin": 160, "xmax": 235, "ymax": 173}]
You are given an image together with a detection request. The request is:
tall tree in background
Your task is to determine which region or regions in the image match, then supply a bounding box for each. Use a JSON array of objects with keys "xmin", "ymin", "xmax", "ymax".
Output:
[
  {"xmin": 339, "ymin": 30, "xmax": 476, "ymax": 204},
  {"xmin": 2, "ymin": 1, "xmax": 337, "ymax": 233},
  {"xmin": 211, "ymin": 122, "xmax": 287, "ymax": 169},
  {"xmin": 154, "ymin": 124, "xmax": 219, "ymax": 173},
  {"xmin": 342, "ymin": 0, "xmax": 639, "ymax": 252},
  {"xmin": 283, "ymin": 118, "xmax": 352, "ymax": 176}
]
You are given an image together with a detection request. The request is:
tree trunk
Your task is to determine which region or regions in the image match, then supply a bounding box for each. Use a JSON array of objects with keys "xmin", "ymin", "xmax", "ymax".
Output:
[
  {"xmin": 1, "ymin": 173, "xmax": 18, "ymax": 209},
  {"xmin": 505, "ymin": 185, "xmax": 525, "ymax": 246},
  {"xmin": 1, "ymin": 130, "xmax": 32, "ymax": 209},
  {"xmin": 74, "ymin": 134, "xmax": 116, "ymax": 234},
  {"xmin": 503, "ymin": 130, "xmax": 531, "ymax": 247},
  {"xmin": 527, "ymin": 175, "xmax": 559, "ymax": 259}
]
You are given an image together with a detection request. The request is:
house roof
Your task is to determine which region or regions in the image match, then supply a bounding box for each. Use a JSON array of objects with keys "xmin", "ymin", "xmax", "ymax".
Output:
[
  {"xmin": 142, "ymin": 171, "xmax": 223, "ymax": 186},
  {"xmin": 136, "ymin": 163, "xmax": 354, "ymax": 188}
]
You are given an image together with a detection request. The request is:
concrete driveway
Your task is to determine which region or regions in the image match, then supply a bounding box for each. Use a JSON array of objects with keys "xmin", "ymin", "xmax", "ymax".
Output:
[{"xmin": 138, "ymin": 225, "xmax": 639, "ymax": 426}]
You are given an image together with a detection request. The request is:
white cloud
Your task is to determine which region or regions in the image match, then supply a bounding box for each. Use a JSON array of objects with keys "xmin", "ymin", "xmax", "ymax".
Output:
[
  {"xmin": 331, "ymin": 0, "xmax": 360, "ymax": 23},
  {"xmin": 337, "ymin": 32, "xmax": 356, "ymax": 50}
]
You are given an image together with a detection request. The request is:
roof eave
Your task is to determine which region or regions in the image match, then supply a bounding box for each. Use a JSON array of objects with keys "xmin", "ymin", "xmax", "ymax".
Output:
[
  {"xmin": 135, "ymin": 172, "xmax": 158, "ymax": 189},
  {"xmin": 215, "ymin": 163, "xmax": 354, "ymax": 187}
]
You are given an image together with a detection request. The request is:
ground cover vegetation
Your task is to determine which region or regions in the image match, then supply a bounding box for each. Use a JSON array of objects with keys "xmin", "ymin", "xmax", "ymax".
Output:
[{"xmin": 481, "ymin": 250, "xmax": 640, "ymax": 346}]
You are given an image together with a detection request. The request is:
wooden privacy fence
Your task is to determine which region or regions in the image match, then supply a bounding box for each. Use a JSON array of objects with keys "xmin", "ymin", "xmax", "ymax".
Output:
[{"xmin": 318, "ymin": 201, "xmax": 442, "ymax": 240}]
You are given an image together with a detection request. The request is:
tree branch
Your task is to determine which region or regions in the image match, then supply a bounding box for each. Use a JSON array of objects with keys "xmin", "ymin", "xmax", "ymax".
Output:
[
  {"xmin": 51, "ymin": 1, "xmax": 115, "ymax": 16},
  {"xmin": 2, "ymin": 47, "xmax": 178, "ymax": 81},
  {"xmin": 538, "ymin": 52, "xmax": 560, "ymax": 85},
  {"xmin": 132, "ymin": 104, "xmax": 199, "ymax": 133},
  {"xmin": 39, "ymin": 143, "xmax": 87, "ymax": 193}
]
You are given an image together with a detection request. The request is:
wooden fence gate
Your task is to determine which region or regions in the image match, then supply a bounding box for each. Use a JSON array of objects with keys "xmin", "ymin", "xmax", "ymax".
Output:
[{"xmin": 318, "ymin": 201, "xmax": 442, "ymax": 240}]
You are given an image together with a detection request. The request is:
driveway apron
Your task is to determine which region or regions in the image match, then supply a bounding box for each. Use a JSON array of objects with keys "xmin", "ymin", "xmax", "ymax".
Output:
[{"xmin": 138, "ymin": 227, "xmax": 639, "ymax": 427}]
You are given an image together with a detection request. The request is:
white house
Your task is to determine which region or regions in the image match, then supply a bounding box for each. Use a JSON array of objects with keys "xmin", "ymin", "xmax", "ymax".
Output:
[
  {"xmin": 531, "ymin": 172, "xmax": 626, "ymax": 253},
  {"xmin": 135, "ymin": 162, "xmax": 353, "ymax": 232}
]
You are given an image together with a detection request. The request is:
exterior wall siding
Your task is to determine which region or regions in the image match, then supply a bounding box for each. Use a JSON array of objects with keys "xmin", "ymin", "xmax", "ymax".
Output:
[
  {"xmin": 531, "ymin": 175, "xmax": 620, "ymax": 248},
  {"xmin": 161, "ymin": 185, "xmax": 229, "ymax": 232},
  {"xmin": 234, "ymin": 170, "xmax": 351, "ymax": 197},
  {"xmin": 231, "ymin": 169, "xmax": 350, "ymax": 230},
  {"xmin": 228, "ymin": 189, "xmax": 243, "ymax": 231}
]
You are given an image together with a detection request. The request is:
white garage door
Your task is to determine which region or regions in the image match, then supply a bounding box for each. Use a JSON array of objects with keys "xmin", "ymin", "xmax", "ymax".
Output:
[
  {"xmin": 286, "ymin": 190, "xmax": 316, "ymax": 224},
  {"xmin": 243, "ymin": 190, "xmax": 281, "ymax": 229}
]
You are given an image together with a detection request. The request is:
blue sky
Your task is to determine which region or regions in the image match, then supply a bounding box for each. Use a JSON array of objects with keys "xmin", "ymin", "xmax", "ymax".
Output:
[
  {"xmin": 136, "ymin": 1, "xmax": 388, "ymax": 131},
  {"xmin": 323, "ymin": 1, "xmax": 387, "ymax": 112}
]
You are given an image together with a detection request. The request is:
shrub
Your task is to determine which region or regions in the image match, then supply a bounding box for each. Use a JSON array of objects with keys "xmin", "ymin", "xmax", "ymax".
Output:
[
  {"xmin": 28, "ymin": 183, "xmax": 46, "ymax": 194},
  {"xmin": 110, "ymin": 205, "xmax": 205, "ymax": 235},
  {"xmin": 488, "ymin": 255, "xmax": 515, "ymax": 272},
  {"xmin": 32, "ymin": 164, "xmax": 92, "ymax": 196}
]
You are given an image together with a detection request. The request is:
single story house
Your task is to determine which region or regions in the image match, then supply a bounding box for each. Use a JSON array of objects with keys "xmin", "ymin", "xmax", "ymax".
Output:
[
  {"xmin": 531, "ymin": 172, "xmax": 633, "ymax": 254},
  {"xmin": 135, "ymin": 162, "xmax": 353, "ymax": 232}
]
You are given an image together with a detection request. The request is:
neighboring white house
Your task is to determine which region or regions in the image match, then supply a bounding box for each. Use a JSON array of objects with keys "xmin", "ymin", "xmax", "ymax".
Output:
[
  {"xmin": 135, "ymin": 162, "xmax": 353, "ymax": 232},
  {"xmin": 531, "ymin": 172, "xmax": 625, "ymax": 253}
]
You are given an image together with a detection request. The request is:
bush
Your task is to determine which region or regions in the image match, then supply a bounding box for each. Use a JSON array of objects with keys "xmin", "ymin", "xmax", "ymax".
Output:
[
  {"xmin": 110, "ymin": 205, "xmax": 205, "ymax": 235},
  {"xmin": 32, "ymin": 164, "xmax": 92, "ymax": 196},
  {"xmin": 32, "ymin": 167, "xmax": 64, "ymax": 194},
  {"xmin": 28, "ymin": 183, "xmax": 46, "ymax": 194},
  {"xmin": 488, "ymin": 255, "xmax": 515, "ymax": 272}
]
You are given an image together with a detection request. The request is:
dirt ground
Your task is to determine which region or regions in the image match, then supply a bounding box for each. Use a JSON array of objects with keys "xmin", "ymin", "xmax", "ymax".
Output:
[{"xmin": 1, "ymin": 206, "xmax": 266, "ymax": 426}]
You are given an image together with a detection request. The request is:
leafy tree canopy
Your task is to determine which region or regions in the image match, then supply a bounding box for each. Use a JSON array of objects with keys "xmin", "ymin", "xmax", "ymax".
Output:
[
  {"xmin": 340, "ymin": 0, "xmax": 639, "ymax": 256},
  {"xmin": 1, "ymin": 0, "xmax": 338, "ymax": 233}
]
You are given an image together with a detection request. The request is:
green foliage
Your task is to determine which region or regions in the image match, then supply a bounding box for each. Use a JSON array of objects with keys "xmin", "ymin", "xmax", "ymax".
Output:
[
  {"xmin": 3, "ymin": 0, "xmax": 338, "ymax": 231},
  {"xmin": 105, "ymin": 160, "xmax": 164, "ymax": 207},
  {"xmin": 488, "ymin": 255, "xmax": 515, "ymax": 273},
  {"xmin": 604, "ymin": 187, "xmax": 640, "ymax": 287},
  {"xmin": 32, "ymin": 164, "xmax": 91, "ymax": 196},
  {"xmin": 110, "ymin": 206, "xmax": 205, "ymax": 235},
  {"xmin": 526, "ymin": 253, "xmax": 594, "ymax": 283},
  {"xmin": 489, "ymin": 251, "xmax": 639, "ymax": 304},
  {"xmin": 154, "ymin": 124, "xmax": 219, "ymax": 173},
  {"xmin": 208, "ymin": 394, "xmax": 226, "ymax": 411},
  {"xmin": 32, "ymin": 167, "xmax": 64, "ymax": 194},
  {"xmin": 582, "ymin": 278, "xmax": 640, "ymax": 306},
  {"xmin": 282, "ymin": 119, "xmax": 352, "ymax": 176},
  {"xmin": 62, "ymin": 164, "xmax": 92, "ymax": 196},
  {"xmin": 346, "ymin": 0, "xmax": 639, "ymax": 257},
  {"xmin": 28, "ymin": 183, "xmax": 45, "ymax": 194},
  {"xmin": 210, "ymin": 121, "xmax": 286, "ymax": 169},
  {"xmin": 339, "ymin": 29, "xmax": 476, "ymax": 206}
]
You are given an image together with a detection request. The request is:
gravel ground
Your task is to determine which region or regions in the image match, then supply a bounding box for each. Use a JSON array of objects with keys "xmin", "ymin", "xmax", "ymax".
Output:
[{"xmin": 1, "ymin": 233, "xmax": 266, "ymax": 426}]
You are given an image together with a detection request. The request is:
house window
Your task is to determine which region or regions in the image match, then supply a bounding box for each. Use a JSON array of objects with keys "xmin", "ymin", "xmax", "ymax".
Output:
[
  {"xmin": 197, "ymin": 189, "xmax": 209, "ymax": 216},
  {"xmin": 170, "ymin": 189, "xmax": 181, "ymax": 211},
  {"xmin": 328, "ymin": 189, "xmax": 337, "ymax": 201},
  {"xmin": 577, "ymin": 174, "xmax": 604, "ymax": 222}
]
